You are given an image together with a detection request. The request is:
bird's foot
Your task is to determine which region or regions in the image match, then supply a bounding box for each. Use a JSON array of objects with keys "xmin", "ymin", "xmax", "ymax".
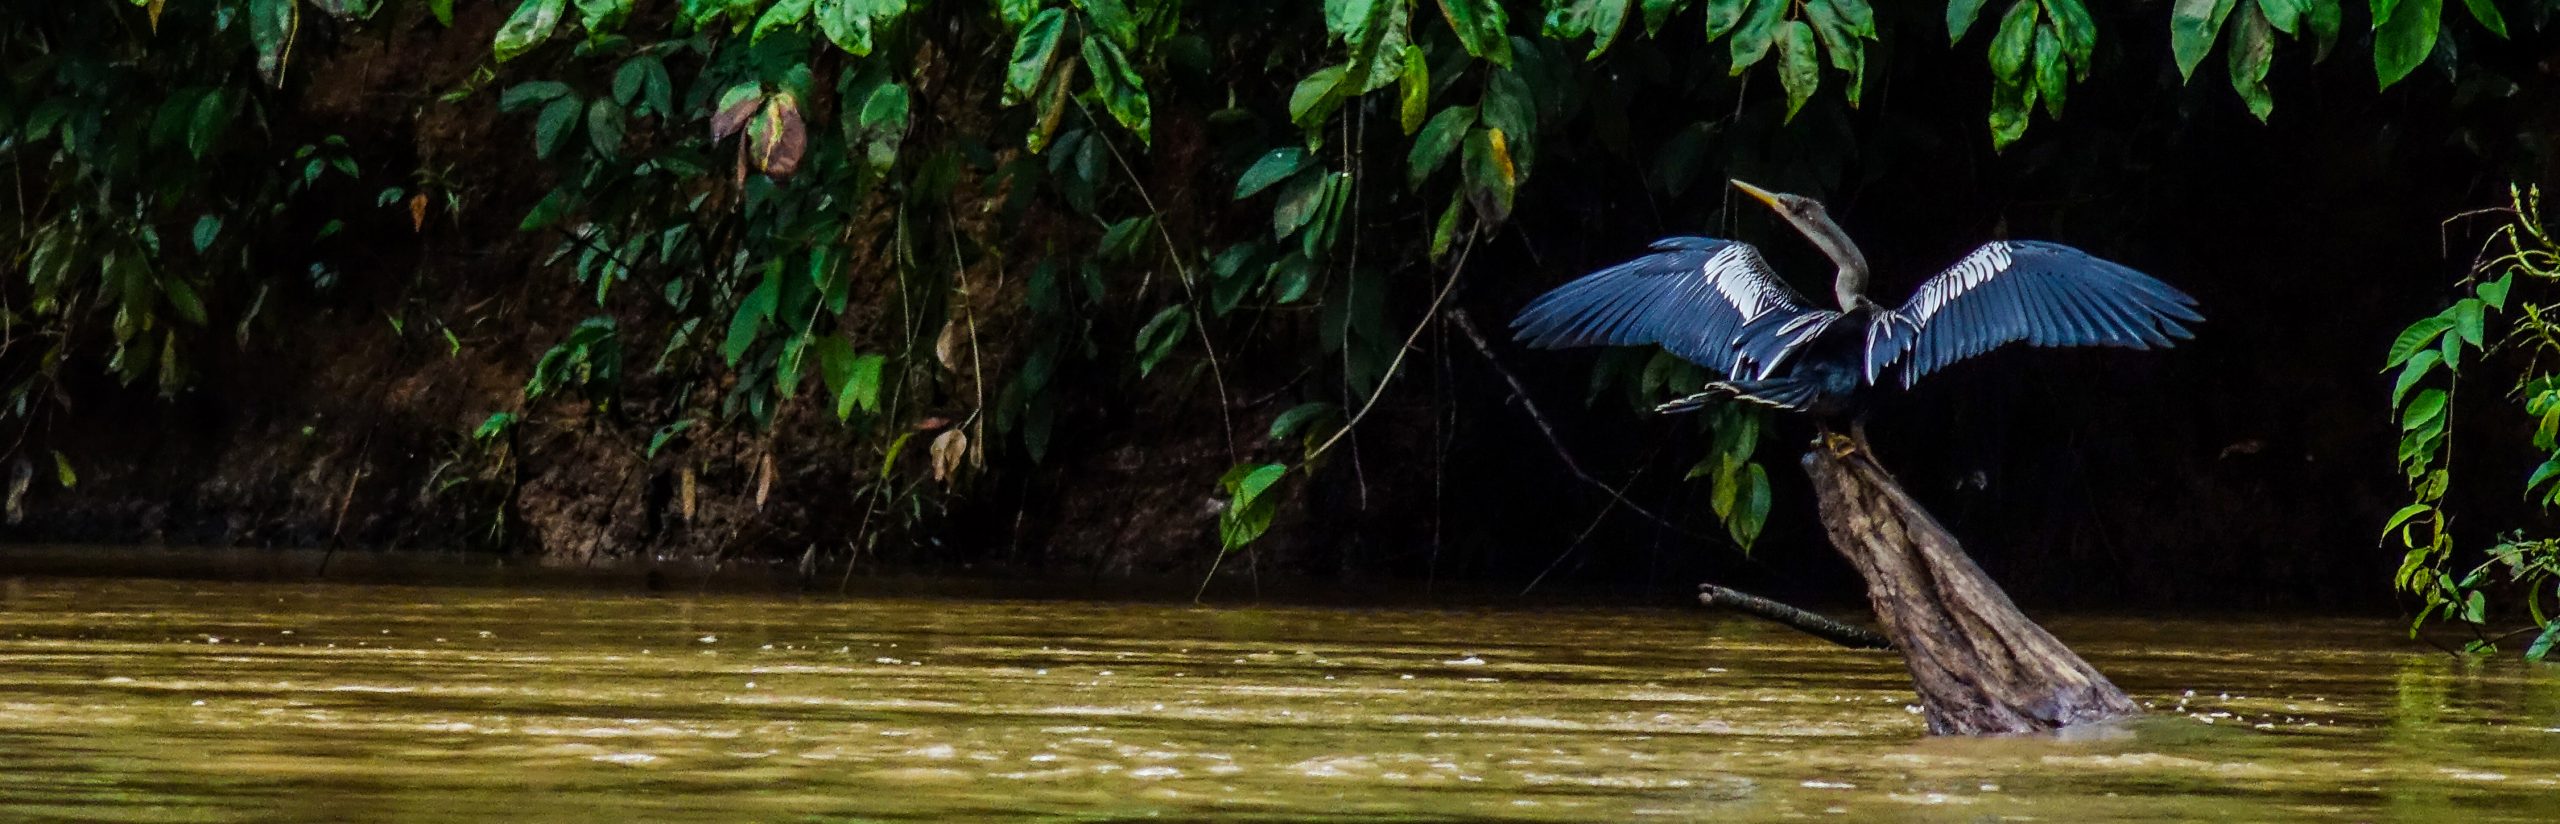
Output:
[{"xmin": 1822, "ymin": 431, "xmax": 1859, "ymax": 459}]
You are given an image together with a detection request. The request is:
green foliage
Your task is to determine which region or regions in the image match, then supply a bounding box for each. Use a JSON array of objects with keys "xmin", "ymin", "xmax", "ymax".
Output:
[
  {"xmin": 7, "ymin": 0, "xmax": 2545, "ymax": 571},
  {"xmin": 2384, "ymin": 186, "xmax": 2560, "ymax": 661}
]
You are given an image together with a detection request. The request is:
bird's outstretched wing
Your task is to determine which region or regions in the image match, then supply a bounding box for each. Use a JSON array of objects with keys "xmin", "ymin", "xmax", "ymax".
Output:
[
  {"xmin": 1864, "ymin": 241, "xmax": 2202, "ymax": 387},
  {"xmin": 1511, "ymin": 237, "xmax": 1825, "ymax": 376}
]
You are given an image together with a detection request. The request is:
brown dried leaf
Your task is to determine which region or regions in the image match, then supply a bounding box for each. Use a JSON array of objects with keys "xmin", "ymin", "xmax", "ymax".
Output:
[
  {"xmin": 930, "ymin": 429, "xmax": 968, "ymax": 483},
  {"xmin": 408, "ymin": 193, "xmax": 428, "ymax": 232},
  {"xmin": 753, "ymin": 453, "xmax": 774, "ymax": 511},
  {"xmin": 147, "ymin": 0, "xmax": 166, "ymax": 32},
  {"xmin": 747, "ymin": 92, "xmax": 808, "ymax": 177},
  {"xmin": 934, "ymin": 313, "xmax": 966, "ymax": 373},
  {"xmin": 711, "ymin": 92, "xmax": 760, "ymax": 141},
  {"xmin": 678, "ymin": 466, "xmax": 697, "ymax": 523}
]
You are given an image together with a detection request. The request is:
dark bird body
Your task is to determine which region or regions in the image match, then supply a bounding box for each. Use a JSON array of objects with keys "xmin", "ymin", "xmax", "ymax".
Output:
[{"xmin": 1510, "ymin": 183, "xmax": 2202, "ymax": 418}]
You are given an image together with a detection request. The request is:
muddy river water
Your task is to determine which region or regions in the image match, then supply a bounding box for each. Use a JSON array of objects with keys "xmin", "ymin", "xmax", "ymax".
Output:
[{"xmin": 1, "ymin": 572, "xmax": 2556, "ymax": 821}]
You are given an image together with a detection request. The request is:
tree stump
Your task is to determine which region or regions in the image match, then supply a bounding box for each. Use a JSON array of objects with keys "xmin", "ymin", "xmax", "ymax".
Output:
[{"xmin": 1804, "ymin": 429, "xmax": 2141, "ymax": 735}]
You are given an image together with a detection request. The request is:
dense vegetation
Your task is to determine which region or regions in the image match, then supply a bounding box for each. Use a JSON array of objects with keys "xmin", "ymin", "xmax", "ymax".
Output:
[
  {"xmin": 2386, "ymin": 186, "xmax": 2560, "ymax": 660},
  {"xmin": 5, "ymin": 1, "xmax": 2557, "ymax": 638}
]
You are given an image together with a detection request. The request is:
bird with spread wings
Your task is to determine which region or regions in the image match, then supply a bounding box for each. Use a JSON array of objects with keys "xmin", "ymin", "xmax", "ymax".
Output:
[{"xmin": 1511, "ymin": 181, "xmax": 2201, "ymax": 419}]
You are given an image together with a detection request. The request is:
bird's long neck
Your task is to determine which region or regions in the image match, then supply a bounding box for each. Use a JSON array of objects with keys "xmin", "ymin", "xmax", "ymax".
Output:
[{"xmin": 1798, "ymin": 214, "xmax": 1872, "ymax": 310}]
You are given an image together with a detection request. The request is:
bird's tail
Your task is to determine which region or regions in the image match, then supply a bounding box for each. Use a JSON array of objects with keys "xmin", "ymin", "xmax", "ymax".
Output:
[{"xmin": 1655, "ymin": 376, "xmax": 1823, "ymax": 414}]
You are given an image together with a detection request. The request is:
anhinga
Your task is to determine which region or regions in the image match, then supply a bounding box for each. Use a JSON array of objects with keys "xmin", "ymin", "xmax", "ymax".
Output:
[{"xmin": 1511, "ymin": 181, "xmax": 2202, "ymax": 420}]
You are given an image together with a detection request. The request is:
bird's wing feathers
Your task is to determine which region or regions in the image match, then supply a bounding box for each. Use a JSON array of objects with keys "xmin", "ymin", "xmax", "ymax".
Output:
[
  {"xmin": 1510, "ymin": 237, "xmax": 1823, "ymax": 376},
  {"xmin": 1866, "ymin": 240, "xmax": 2202, "ymax": 387}
]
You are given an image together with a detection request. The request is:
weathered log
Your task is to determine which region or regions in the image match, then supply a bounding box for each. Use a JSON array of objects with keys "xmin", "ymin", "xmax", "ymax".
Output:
[
  {"xmin": 1803, "ymin": 429, "xmax": 2140, "ymax": 735},
  {"xmin": 1696, "ymin": 583, "xmax": 1895, "ymax": 650}
]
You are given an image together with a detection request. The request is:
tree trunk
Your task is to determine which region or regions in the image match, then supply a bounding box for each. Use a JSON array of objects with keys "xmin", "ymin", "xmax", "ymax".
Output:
[{"xmin": 1803, "ymin": 429, "xmax": 2141, "ymax": 735}]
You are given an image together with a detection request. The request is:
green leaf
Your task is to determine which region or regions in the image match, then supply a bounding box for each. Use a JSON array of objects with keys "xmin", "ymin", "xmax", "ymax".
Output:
[
  {"xmin": 520, "ymin": 188, "xmax": 571, "ymax": 231},
  {"xmin": 1806, "ymin": 0, "xmax": 1872, "ymax": 102},
  {"xmin": 648, "ymin": 420, "xmax": 695, "ymax": 458},
  {"xmin": 844, "ymin": 353, "xmax": 887, "ymax": 417},
  {"xmin": 49, "ymin": 451, "xmax": 74, "ymax": 489},
  {"xmin": 2257, "ymin": 0, "xmax": 2306, "ymax": 32},
  {"xmin": 2391, "ymin": 349, "xmax": 2440, "ymax": 410},
  {"xmin": 2526, "ymin": 622, "xmax": 2560, "ymax": 662},
  {"xmin": 1990, "ymin": 0, "xmax": 2042, "ymax": 83},
  {"xmin": 1947, "ymin": 0, "xmax": 1993, "ymax": 42},
  {"xmin": 2401, "ymin": 388, "xmax": 2448, "ymax": 432},
  {"xmin": 1236, "ymin": 148, "xmax": 1314, "ymax": 200},
  {"xmin": 1436, "ymin": 0, "xmax": 1514, "ymax": 65},
  {"xmin": 187, "ymin": 91, "xmax": 229, "ymax": 160},
  {"xmin": 2046, "ymin": 0, "xmax": 2097, "ymax": 69},
  {"xmin": 431, "ymin": 0, "xmax": 455, "ymax": 26},
  {"xmin": 815, "ymin": 0, "xmax": 876, "ymax": 55},
  {"xmin": 1553, "ymin": 0, "xmax": 1634, "ymax": 58},
  {"xmin": 1774, "ymin": 20, "xmax": 1819, "ymax": 121},
  {"xmin": 534, "ymin": 95, "xmax": 581, "ymax": 159},
  {"xmin": 2459, "ymin": 0, "xmax": 2505, "ymax": 37},
  {"xmin": 2477, "ymin": 273, "xmax": 2513, "ymax": 310},
  {"xmin": 2386, "ymin": 315, "xmax": 2454, "ymax": 367},
  {"xmin": 1430, "ymin": 194, "xmax": 1464, "ymax": 262},
  {"xmin": 2170, "ymin": 0, "xmax": 2240, "ymax": 82},
  {"xmin": 2306, "ymin": 0, "xmax": 2343, "ymax": 59},
  {"xmin": 164, "ymin": 278, "xmax": 208, "ymax": 326},
  {"xmin": 723, "ymin": 278, "xmax": 778, "ymax": 366},
  {"xmin": 1643, "ymin": 0, "xmax": 1692, "ymax": 35},
  {"xmin": 191, "ymin": 215, "xmax": 221, "ymax": 254},
  {"xmin": 501, "ymin": 81, "xmax": 572, "ymax": 112},
  {"xmin": 1397, "ymin": 45, "xmax": 1430, "ymax": 134},
  {"xmin": 1272, "ymin": 170, "xmax": 1332, "ymax": 239},
  {"xmin": 1135, "ymin": 304, "xmax": 1190, "ymax": 377},
  {"xmin": 1288, "ymin": 65, "xmax": 1351, "ymax": 133},
  {"xmin": 1269, "ymin": 402, "xmax": 1338, "ymax": 442},
  {"xmin": 1268, "ymin": 253, "xmax": 1316, "ymax": 304},
  {"xmin": 1080, "ymin": 35, "xmax": 1153, "ymax": 144},
  {"xmin": 1728, "ymin": 462, "xmax": 1771, "ymax": 549},
  {"xmin": 2453, "ymin": 298, "xmax": 2486, "ymax": 348},
  {"xmin": 1218, "ymin": 462, "xmax": 1290, "ymax": 552},
  {"xmin": 473, "ymin": 412, "xmax": 517, "ymax": 441},
  {"xmin": 611, "ymin": 60, "xmax": 648, "ymax": 107},
  {"xmin": 586, "ymin": 98, "xmax": 625, "ymax": 159},
  {"xmin": 1478, "ymin": 69, "xmax": 1537, "ymax": 177},
  {"xmin": 1075, "ymin": 0, "xmax": 1139, "ymax": 49},
  {"xmin": 753, "ymin": 0, "xmax": 814, "ymax": 41},
  {"xmin": 2034, "ymin": 24, "xmax": 2069, "ymax": 118},
  {"xmin": 1704, "ymin": 0, "xmax": 1749, "ymax": 39},
  {"xmin": 812, "ymin": 337, "xmax": 876, "ymax": 420},
  {"xmin": 1004, "ymin": 8, "xmax": 1069, "ymax": 106},
  {"xmin": 2373, "ymin": 0, "xmax": 2442, "ymax": 89},
  {"xmin": 1727, "ymin": 0, "xmax": 1788, "ymax": 73},
  {"xmin": 574, "ymin": 0, "xmax": 631, "ymax": 31},
  {"xmin": 2227, "ymin": 2, "xmax": 2276, "ymax": 120},
  {"xmin": 495, "ymin": 0, "xmax": 568, "ymax": 63},
  {"xmin": 250, "ymin": 0, "xmax": 300, "ymax": 86},
  {"xmin": 2528, "ymin": 460, "xmax": 2560, "ymax": 497},
  {"xmin": 1407, "ymin": 105, "xmax": 1475, "ymax": 190},
  {"xmin": 1462, "ymin": 127, "xmax": 1518, "ymax": 223},
  {"xmin": 2380, "ymin": 502, "xmax": 2433, "ymax": 538}
]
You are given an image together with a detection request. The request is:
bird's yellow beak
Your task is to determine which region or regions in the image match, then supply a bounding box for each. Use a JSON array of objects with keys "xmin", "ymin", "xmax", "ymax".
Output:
[{"xmin": 1729, "ymin": 179, "xmax": 1784, "ymax": 211}]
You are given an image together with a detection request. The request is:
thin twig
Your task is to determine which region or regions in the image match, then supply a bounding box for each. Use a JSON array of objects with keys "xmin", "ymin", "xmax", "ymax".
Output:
[
  {"xmin": 1445, "ymin": 307, "xmax": 1728, "ymax": 546},
  {"xmin": 1078, "ymin": 105, "xmax": 1238, "ymax": 463},
  {"xmin": 1697, "ymin": 583, "xmax": 1895, "ymax": 650},
  {"xmin": 1521, "ymin": 462, "xmax": 1638, "ymax": 594},
  {"xmin": 1305, "ymin": 234, "xmax": 1475, "ymax": 462}
]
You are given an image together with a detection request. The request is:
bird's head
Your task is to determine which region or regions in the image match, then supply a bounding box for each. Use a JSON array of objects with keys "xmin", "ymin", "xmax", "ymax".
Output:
[
  {"xmin": 1729, "ymin": 179, "xmax": 1828, "ymax": 228},
  {"xmin": 1730, "ymin": 178, "xmax": 1871, "ymax": 306}
]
